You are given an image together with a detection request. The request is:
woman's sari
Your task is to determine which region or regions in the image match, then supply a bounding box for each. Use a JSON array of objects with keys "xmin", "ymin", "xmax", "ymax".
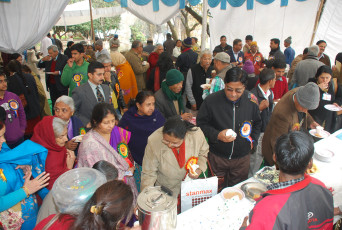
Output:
[
  {"xmin": 78, "ymin": 129, "xmax": 138, "ymax": 203},
  {"xmin": 0, "ymin": 140, "xmax": 48, "ymax": 229}
]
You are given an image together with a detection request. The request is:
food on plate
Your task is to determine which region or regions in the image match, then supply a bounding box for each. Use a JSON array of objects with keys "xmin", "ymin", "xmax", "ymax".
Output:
[
  {"xmin": 221, "ymin": 187, "xmax": 245, "ymax": 200},
  {"xmin": 253, "ymin": 194, "xmax": 261, "ymax": 200},
  {"xmin": 241, "ymin": 182, "xmax": 267, "ymax": 201},
  {"xmin": 254, "ymin": 167, "xmax": 280, "ymax": 186},
  {"xmin": 306, "ymin": 163, "xmax": 318, "ymax": 174},
  {"xmin": 314, "ymin": 132, "xmax": 322, "ymax": 138},
  {"xmin": 223, "ymin": 191, "xmax": 243, "ymax": 200}
]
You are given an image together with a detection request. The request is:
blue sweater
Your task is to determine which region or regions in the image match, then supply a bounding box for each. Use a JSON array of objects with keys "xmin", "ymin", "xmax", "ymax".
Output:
[
  {"xmin": 118, "ymin": 107, "xmax": 165, "ymax": 165},
  {"xmin": 284, "ymin": 46, "xmax": 295, "ymax": 66}
]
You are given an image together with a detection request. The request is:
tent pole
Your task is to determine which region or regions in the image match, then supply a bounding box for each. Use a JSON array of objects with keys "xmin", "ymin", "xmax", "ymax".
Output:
[
  {"xmin": 201, "ymin": 0, "xmax": 208, "ymax": 51},
  {"xmin": 89, "ymin": 0, "xmax": 95, "ymax": 43},
  {"xmin": 310, "ymin": 0, "xmax": 325, "ymax": 46}
]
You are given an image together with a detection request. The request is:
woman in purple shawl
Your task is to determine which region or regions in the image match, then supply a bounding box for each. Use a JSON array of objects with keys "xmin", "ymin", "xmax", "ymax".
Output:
[
  {"xmin": 119, "ymin": 91, "xmax": 165, "ymax": 192},
  {"xmin": 77, "ymin": 103, "xmax": 137, "ymax": 201}
]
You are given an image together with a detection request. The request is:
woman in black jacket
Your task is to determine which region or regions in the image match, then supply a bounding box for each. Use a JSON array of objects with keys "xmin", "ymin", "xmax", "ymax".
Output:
[
  {"xmin": 147, "ymin": 52, "xmax": 174, "ymax": 92},
  {"xmin": 308, "ymin": 65, "xmax": 342, "ymax": 133},
  {"xmin": 6, "ymin": 60, "xmax": 40, "ymax": 138}
]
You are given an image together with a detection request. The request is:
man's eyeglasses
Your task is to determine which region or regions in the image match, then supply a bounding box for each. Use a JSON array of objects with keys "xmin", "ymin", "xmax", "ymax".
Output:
[{"xmin": 226, "ymin": 86, "xmax": 244, "ymax": 93}]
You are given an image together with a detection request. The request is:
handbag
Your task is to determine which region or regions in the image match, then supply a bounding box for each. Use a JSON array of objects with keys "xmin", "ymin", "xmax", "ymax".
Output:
[{"xmin": 0, "ymin": 203, "xmax": 24, "ymax": 230}]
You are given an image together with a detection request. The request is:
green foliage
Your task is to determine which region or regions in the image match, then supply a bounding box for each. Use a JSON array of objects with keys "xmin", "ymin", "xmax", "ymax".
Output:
[
  {"xmin": 55, "ymin": 0, "xmax": 121, "ymax": 39},
  {"xmin": 130, "ymin": 21, "xmax": 147, "ymax": 42}
]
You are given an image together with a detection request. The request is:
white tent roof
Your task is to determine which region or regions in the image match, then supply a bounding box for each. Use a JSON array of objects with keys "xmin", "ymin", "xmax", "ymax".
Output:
[{"xmin": 55, "ymin": 0, "xmax": 125, "ymax": 26}]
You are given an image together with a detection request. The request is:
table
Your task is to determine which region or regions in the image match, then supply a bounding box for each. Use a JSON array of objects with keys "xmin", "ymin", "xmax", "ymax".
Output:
[{"xmin": 176, "ymin": 129, "xmax": 342, "ymax": 229}]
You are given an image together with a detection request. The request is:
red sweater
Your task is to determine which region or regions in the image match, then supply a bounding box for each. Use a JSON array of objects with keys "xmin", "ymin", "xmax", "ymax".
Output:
[
  {"xmin": 272, "ymin": 76, "xmax": 288, "ymax": 100},
  {"xmin": 34, "ymin": 214, "xmax": 75, "ymax": 230}
]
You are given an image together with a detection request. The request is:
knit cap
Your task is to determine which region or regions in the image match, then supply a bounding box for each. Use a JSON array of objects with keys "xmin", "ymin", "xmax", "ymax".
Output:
[
  {"xmin": 242, "ymin": 60, "xmax": 255, "ymax": 74},
  {"xmin": 285, "ymin": 36, "xmax": 292, "ymax": 44},
  {"xmin": 250, "ymin": 41, "xmax": 257, "ymax": 47},
  {"xmin": 165, "ymin": 69, "xmax": 184, "ymax": 86},
  {"xmin": 296, "ymin": 82, "xmax": 320, "ymax": 110},
  {"xmin": 182, "ymin": 37, "xmax": 192, "ymax": 48}
]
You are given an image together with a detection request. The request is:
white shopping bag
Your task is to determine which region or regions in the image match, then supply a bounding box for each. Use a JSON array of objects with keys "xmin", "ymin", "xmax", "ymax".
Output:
[{"xmin": 180, "ymin": 176, "xmax": 218, "ymax": 213}]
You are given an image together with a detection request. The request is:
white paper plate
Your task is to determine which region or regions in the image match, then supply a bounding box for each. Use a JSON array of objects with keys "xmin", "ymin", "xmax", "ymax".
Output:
[
  {"xmin": 72, "ymin": 135, "xmax": 84, "ymax": 143},
  {"xmin": 200, "ymin": 84, "xmax": 211, "ymax": 89},
  {"xmin": 324, "ymin": 104, "xmax": 342, "ymax": 111},
  {"xmin": 309, "ymin": 129, "xmax": 330, "ymax": 139},
  {"xmin": 315, "ymin": 149, "xmax": 334, "ymax": 162}
]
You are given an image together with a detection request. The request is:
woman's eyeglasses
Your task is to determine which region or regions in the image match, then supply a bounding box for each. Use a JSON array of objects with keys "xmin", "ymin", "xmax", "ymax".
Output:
[{"xmin": 161, "ymin": 139, "xmax": 183, "ymax": 148}]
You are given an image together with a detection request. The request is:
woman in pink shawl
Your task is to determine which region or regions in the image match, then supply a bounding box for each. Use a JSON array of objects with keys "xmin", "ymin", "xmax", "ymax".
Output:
[{"xmin": 77, "ymin": 103, "xmax": 137, "ymax": 201}]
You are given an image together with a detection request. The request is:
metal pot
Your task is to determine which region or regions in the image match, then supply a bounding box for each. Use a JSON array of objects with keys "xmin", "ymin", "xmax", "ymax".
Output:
[{"xmin": 137, "ymin": 186, "xmax": 177, "ymax": 230}]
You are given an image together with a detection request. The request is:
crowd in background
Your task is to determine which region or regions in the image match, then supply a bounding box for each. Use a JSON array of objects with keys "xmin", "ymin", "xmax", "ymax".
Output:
[{"xmin": 0, "ymin": 31, "xmax": 341, "ymax": 229}]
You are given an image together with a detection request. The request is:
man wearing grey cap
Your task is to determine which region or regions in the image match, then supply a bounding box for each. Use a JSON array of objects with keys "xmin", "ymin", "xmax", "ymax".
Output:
[
  {"xmin": 262, "ymin": 82, "xmax": 320, "ymax": 165},
  {"xmin": 290, "ymin": 45, "xmax": 324, "ymax": 88},
  {"xmin": 94, "ymin": 39, "xmax": 110, "ymax": 60},
  {"xmin": 213, "ymin": 52, "xmax": 233, "ymax": 81}
]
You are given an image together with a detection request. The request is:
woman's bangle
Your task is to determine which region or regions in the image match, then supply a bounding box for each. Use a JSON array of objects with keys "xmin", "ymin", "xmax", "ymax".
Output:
[{"xmin": 22, "ymin": 186, "xmax": 30, "ymax": 198}]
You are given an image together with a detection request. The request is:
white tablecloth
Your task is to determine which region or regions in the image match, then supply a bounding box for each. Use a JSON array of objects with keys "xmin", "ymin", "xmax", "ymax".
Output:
[{"xmin": 177, "ymin": 129, "xmax": 342, "ymax": 229}]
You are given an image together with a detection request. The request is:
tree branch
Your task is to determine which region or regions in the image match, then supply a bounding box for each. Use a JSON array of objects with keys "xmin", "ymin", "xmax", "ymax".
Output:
[
  {"xmin": 185, "ymin": 5, "xmax": 210, "ymax": 36},
  {"xmin": 167, "ymin": 20, "xmax": 178, "ymax": 40}
]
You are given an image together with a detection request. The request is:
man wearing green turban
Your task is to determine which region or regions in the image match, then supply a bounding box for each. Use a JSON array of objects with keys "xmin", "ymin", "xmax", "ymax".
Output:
[{"xmin": 155, "ymin": 69, "xmax": 192, "ymax": 121}]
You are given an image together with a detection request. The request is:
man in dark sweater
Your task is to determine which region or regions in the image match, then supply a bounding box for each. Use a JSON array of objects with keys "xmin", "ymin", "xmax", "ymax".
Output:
[
  {"xmin": 185, "ymin": 50, "xmax": 213, "ymax": 111},
  {"xmin": 213, "ymin": 35, "xmax": 232, "ymax": 56},
  {"xmin": 268, "ymin": 38, "xmax": 286, "ymax": 63},
  {"xmin": 197, "ymin": 67, "xmax": 261, "ymax": 187}
]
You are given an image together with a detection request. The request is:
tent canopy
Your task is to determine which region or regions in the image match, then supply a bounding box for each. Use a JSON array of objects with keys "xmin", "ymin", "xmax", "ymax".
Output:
[
  {"xmin": 0, "ymin": 0, "xmax": 69, "ymax": 53},
  {"xmin": 55, "ymin": 0, "xmax": 125, "ymax": 26}
]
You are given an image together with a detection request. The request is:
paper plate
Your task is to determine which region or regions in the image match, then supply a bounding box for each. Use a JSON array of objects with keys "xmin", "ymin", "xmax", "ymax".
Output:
[
  {"xmin": 315, "ymin": 149, "xmax": 334, "ymax": 162},
  {"xmin": 200, "ymin": 84, "xmax": 211, "ymax": 89},
  {"xmin": 309, "ymin": 129, "xmax": 330, "ymax": 139},
  {"xmin": 324, "ymin": 104, "xmax": 342, "ymax": 111}
]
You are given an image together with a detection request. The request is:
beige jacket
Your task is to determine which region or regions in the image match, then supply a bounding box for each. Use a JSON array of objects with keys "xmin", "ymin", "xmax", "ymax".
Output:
[
  {"xmin": 141, "ymin": 127, "xmax": 209, "ymax": 197},
  {"xmin": 124, "ymin": 49, "xmax": 149, "ymax": 90}
]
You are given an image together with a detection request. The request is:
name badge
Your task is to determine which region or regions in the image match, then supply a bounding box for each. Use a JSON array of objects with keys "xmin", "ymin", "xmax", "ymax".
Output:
[{"xmin": 322, "ymin": 93, "xmax": 331, "ymax": 101}]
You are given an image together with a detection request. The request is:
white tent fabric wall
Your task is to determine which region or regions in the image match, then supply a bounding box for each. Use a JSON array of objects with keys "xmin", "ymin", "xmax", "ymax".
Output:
[
  {"xmin": 55, "ymin": 0, "xmax": 125, "ymax": 26},
  {"xmin": 314, "ymin": 0, "xmax": 342, "ymax": 64},
  {"xmin": 0, "ymin": 0, "xmax": 69, "ymax": 53},
  {"xmin": 209, "ymin": 0, "xmax": 320, "ymax": 60}
]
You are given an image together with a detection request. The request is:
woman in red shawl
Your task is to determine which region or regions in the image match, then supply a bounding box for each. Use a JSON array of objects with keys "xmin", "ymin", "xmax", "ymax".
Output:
[
  {"xmin": 146, "ymin": 44, "xmax": 164, "ymax": 80},
  {"xmin": 31, "ymin": 116, "xmax": 76, "ymax": 190}
]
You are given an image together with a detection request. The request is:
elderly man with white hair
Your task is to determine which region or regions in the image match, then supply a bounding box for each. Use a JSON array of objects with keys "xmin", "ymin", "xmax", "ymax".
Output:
[
  {"xmin": 54, "ymin": 95, "xmax": 84, "ymax": 153},
  {"xmin": 185, "ymin": 49, "xmax": 214, "ymax": 111},
  {"xmin": 290, "ymin": 45, "xmax": 325, "ymax": 88},
  {"xmin": 38, "ymin": 45, "xmax": 68, "ymax": 107},
  {"xmin": 97, "ymin": 54, "xmax": 127, "ymax": 119},
  {"xmin": 94, "ymin": 39, "xmax": 110, "ymax": 60}
]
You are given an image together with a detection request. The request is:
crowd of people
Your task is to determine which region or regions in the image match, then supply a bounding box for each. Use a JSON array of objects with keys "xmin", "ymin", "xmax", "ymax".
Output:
[{"xmin": 0, "ymin": 31, "xmax": 341, "ymax": 230}]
